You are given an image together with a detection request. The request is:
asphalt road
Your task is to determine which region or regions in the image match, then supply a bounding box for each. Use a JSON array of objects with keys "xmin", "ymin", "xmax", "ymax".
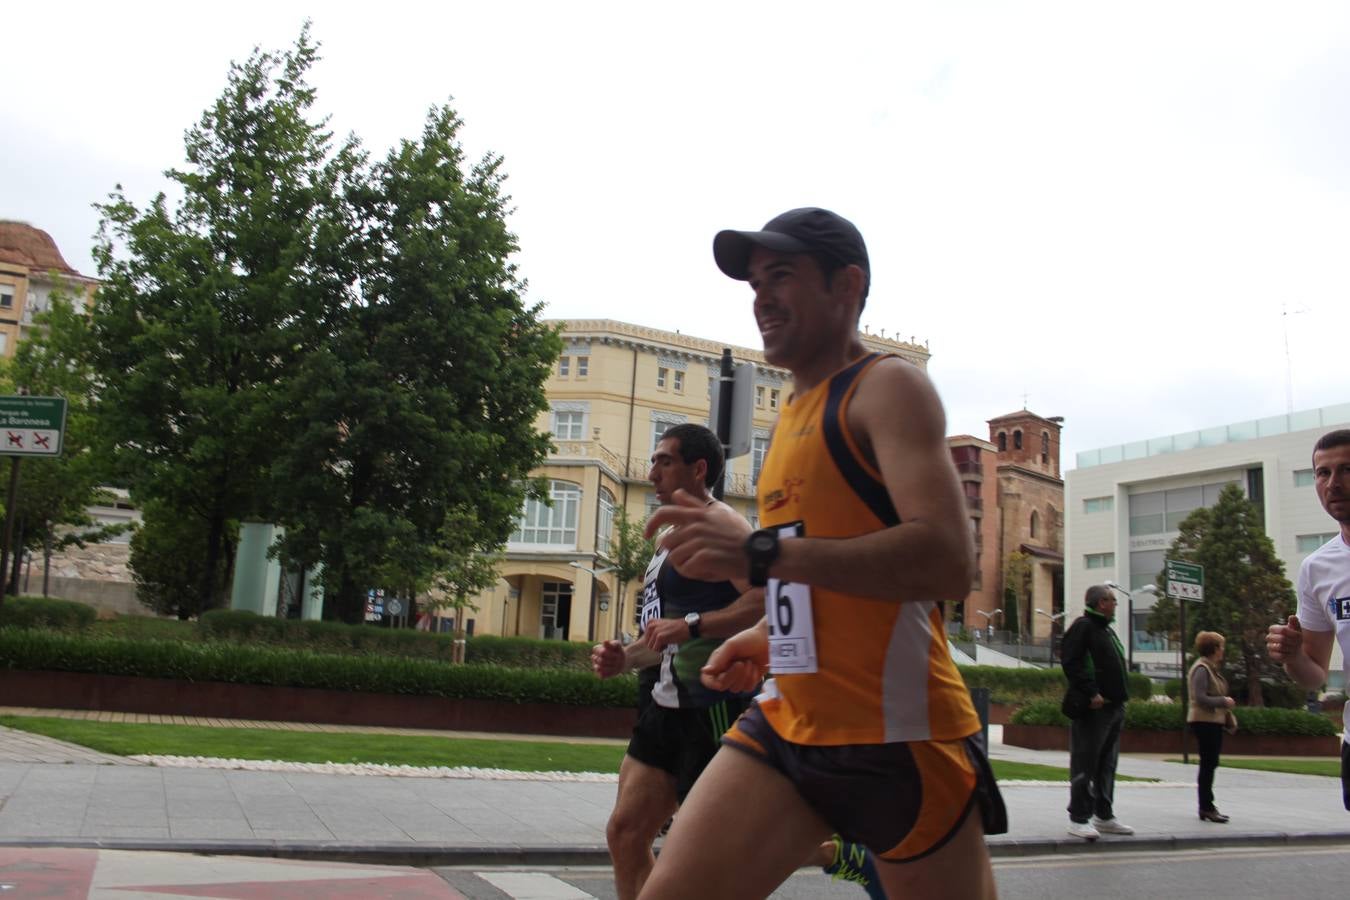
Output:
[{"xmin": 435, "ymin": 845, "xmax": 1345, "ymax": 898}]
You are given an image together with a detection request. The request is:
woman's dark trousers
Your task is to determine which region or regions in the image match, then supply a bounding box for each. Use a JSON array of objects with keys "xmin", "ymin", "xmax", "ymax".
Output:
[{"xmin": 1190, "ymin": 721, "xmax": 1224, "ymax": 812}]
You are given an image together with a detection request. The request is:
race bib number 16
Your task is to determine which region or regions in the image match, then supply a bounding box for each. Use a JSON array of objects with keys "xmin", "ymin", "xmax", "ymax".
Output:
[{"xmin": 765, "ymin": 522, "xmax": 817, "ymax": 674}]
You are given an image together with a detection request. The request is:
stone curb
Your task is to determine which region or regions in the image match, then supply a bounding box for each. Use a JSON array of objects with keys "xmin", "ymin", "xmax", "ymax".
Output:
[{"xmin": 2, "ymin": 831, "xmax": 1347, "ymax": 868}]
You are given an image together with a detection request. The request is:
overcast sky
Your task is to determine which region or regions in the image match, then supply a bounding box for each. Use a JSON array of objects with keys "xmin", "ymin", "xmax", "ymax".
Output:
[{"xmin": 6, "ymin": 1, "xmax": 1349, "ymax": 468}]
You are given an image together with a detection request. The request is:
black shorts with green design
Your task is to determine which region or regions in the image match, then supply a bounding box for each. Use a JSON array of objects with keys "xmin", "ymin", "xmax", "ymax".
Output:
[{"xmin": 626, "ymin": 697, "xmax": 750, "ymax": 801}]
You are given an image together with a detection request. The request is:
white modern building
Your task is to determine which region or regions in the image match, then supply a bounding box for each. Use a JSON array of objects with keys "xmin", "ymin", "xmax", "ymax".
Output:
[{"xmin": 1065, "ymin": 402, "xmax": 1350, "ymax": 683}]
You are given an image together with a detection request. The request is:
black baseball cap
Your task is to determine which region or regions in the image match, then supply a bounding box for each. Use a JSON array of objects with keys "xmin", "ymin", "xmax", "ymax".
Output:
[{"xmin": 713, "ymin": 208, "xmax": 869, "ymax": 292}]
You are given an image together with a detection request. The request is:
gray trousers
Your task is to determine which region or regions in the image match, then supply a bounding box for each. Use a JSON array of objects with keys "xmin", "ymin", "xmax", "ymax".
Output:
[{"xmin": 1067, "ymin": 703, "xmax": 1125, "ymax": 823}]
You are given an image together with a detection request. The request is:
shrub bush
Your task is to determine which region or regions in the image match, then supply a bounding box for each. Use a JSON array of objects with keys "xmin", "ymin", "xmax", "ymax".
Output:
[
  {"xmin": 1009, "ymin": 697, "xmax": 1337, "ymax": 736},
  {"xmin": 0, "ymin": 628, "xmax": 637, "ymax": 707},
  {"xmin": 0, "ymin": 596, "xmax": 96, "ymax": 630},
  {"xmin": 956, "ymin": 665, "xmax": 1150, "ymax": 705},
  {"xmin": 195, "ymin": 610, "xmax": 594, "ymax": 668},
  {"xmin": 1165, "ymin": 673, "xmax": 1306, "ymax": 710}
]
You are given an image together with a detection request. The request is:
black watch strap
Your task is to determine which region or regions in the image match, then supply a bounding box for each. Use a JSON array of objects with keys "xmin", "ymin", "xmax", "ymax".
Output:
[{"xmin": 745, "ymin": 528, "xmax": 780, "ymax": 587}]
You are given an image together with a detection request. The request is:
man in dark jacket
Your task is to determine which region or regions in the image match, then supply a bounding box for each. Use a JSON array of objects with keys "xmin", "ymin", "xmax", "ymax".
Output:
[{"xmin": 1061, "ymin": 584, "xmax": 1135, "ymax": 841}]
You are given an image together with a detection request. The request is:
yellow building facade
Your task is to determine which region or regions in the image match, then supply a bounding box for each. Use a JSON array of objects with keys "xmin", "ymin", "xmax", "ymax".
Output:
[
  {"xmin": 457, "ymin": 319, "xmax": 930, "ymax": 644},
  {"xmin": 0, "ymin": 222, "xmax": 98, "ymax": 358}
]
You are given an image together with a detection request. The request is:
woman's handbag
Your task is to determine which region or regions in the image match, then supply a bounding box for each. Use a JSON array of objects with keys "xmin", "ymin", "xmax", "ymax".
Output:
[{"xmin": 1224, "ymin": 709, "xmax": 1239, "ymax": 735}]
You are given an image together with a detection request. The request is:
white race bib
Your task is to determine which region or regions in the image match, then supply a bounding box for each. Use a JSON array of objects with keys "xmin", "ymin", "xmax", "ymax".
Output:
[
  {"xmin": 638, "ymin": 549, "xmax": 667, "ymax": 633},
  {"xmin": 764, "ymin": 522, "xmax": 817, "ymax": 674}
]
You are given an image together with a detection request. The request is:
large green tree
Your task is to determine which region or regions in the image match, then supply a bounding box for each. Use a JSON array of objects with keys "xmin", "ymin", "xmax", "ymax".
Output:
[
  {"xmin": 267, "ymin": 102, "xmax": 559, "ymax": 624},
  {"xmin": 0, "ymin": 286, "xmax": 123, "ymax": 597},
  {"xmin": 611, "ymin": 507, "xmax": 655, "ymax": 635},
  {"xmin": 89, "ymin": 27, "xmax": 360, "ymax": 613},
  {"xmin": 1146, "ymin": 483, "xmax": 1296, "ymax": 706}
]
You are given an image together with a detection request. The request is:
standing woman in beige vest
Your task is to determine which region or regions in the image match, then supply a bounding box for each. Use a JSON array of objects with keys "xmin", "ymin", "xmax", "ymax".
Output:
[{"xmin": 1188, "ymin": 631, "xmax": 1238, "ymax": 823}]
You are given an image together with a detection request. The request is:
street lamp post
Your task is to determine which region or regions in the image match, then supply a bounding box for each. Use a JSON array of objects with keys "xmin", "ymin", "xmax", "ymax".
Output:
[
  {"xmin": 1105, "ymin": 581, "xmax": 1159, "ymax": 672},
  {"xmin": 1036, "ymin": 608, "xmax": 1066, "ymax": 662},
  {"xmin": 570, "ymin": 561, "xmax": 617, "ymax": 642},
  {"xmin": 974, "ymin": 608, "xmax": 1003, "ymax": 642}
]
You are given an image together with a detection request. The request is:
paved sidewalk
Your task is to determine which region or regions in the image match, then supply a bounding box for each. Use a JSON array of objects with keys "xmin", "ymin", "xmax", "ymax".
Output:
[{"xmin": 0, "ymin": 709, "xmax": 1347, "ymax": 865}]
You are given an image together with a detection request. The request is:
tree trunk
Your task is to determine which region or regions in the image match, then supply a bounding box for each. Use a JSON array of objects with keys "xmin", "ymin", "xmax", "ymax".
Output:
[
  {"xmin": 42, "ymin": 526, "xmax": 52, "ymax": 598},
  {"xmin": 334, "ymin": 569, "xmax": 364, "ymax": 625},
  {"xmin": 8, "ymin": 517, "xmax": 25, "ymax": 595},
  {"xmin": 200, "ymin": 507, "xmax": 226, "ymax": 614},
  {"xmin": 1246, "ymin": 653, "xmax": 1265, "ymax": 707}
]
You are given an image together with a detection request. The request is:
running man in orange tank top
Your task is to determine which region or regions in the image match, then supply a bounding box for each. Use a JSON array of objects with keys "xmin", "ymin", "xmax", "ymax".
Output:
[{"xmin": 638, "ymin": 209, "xmax": 1006, "ymax": 900}]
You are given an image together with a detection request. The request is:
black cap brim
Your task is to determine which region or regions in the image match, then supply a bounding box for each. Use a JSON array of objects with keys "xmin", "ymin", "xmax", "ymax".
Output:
[{"xmin": 713, "ymin": 229, "xmax": 812, "ymax": 281}]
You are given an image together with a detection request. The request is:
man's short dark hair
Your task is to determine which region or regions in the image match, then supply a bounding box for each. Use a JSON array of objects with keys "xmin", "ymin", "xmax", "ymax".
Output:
[
  {"xmin": 1084, "ymin": 584, "xmax": 1113, "ymax": 610},
  {"xmin": 1314, "ymin": 429, "xmax": 1350, "ymax": 458},
  {"xmin": 659, "ymin": 423, "xmax": 724, "ymax": 489}
]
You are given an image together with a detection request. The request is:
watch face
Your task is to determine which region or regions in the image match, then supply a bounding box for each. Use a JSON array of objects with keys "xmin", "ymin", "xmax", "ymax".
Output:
[{"xmin": 750, "ymin": 533, "xmax": 775, "ymax": 553}]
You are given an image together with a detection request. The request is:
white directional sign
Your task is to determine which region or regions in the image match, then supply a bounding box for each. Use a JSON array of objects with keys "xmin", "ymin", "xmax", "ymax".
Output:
[{"xmin": 1165, "ymin": 559, "xmax": 1204, "ymax": 602}]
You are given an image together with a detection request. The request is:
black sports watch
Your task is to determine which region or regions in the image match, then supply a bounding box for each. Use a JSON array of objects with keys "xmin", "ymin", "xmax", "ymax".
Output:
[
  {"xmin": 684, "ymin": 611, "xmax": 702, "ymax": 639},
  {"xmin": 745, "ymin": 528, "xmax": 780, "ymax": 587}
]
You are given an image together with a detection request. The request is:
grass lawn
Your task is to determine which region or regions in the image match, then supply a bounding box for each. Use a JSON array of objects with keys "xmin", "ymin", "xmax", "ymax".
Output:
[
  {"xmin": 0, "ymin": 716, "xmax": 1156, "ymax": 782},
  {"xmin": 0, "ymin": 716, "xmax": 627, "ymax": 774},
  {"xmin": 1165, "ymin": 757, "xmax": 1341, "ymax": 778}
]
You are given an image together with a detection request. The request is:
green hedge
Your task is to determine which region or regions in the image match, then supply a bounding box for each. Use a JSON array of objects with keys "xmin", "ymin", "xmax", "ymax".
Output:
[
  {"xmin": 0, "ymin": 628, "xmax": 637, "ymax": 708},
  {"xmin": 957, "ymin": 665, "xmax": 1151, "ymax": 705},
  {"xmin": 196, "ymin": 610, "xmax": 593, "ymax": 669},
  {"xmin": 0, "ymin": 596, "xmax": 96, "ymax": 631},
  {"xmin": 1163, "ymin": 675, "xmax": 1307, "ymax": 710},
  {"xmin": 1010, "ymin": 698, "xmax": 1337, "ymax": 736}
]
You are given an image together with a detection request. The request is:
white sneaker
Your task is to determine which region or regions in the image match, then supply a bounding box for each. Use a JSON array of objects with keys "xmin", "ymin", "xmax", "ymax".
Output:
[
  {"xmin": 1067, "ymin": 821, "xmax": 1099, "ymax": 841},
  {"xmin": 1091, "ymin": 817, "xmax": 1135, "ymax": 835}
]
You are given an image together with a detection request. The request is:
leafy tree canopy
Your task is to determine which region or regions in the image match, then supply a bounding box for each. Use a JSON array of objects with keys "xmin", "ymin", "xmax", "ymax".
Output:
[{"xmin": 1146, "ymin": 483, "xmax": 1296, "ymax": 706}]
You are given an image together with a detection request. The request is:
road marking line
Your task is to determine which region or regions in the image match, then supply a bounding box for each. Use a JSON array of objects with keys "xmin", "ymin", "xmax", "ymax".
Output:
[{"xmin": 475, "ymin": 871, "xmax": 596, "ymax": 899}]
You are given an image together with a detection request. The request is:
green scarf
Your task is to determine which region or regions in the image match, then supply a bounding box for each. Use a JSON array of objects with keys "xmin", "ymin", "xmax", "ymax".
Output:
[{"xmin": 1086, "ymin": 606, "xmax": 1126, "ymax": 663}]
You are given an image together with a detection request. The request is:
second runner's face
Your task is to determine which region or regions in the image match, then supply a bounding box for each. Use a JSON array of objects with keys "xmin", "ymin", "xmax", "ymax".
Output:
[
  {"xmin": 746, "ymin": 246, "xmax": 847, "ymax": 371},
  {"xmin": 649, "ymin": 437, "xmax": 702, "ymax": 504},
  {"xmin": 1313, "ymin": 444, "xmax": 1350, "ymax": 525}
]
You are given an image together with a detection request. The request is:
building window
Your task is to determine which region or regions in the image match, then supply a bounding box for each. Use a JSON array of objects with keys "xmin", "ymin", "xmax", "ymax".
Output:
[
  {"xmin": 1029, "ymin": 510, "xmax": 1038, "ymax": 539},
  {"xmin": 1013, "ymin": 430, "xmax": 1023, "ymax": 450},
  {"xmin": 1083, "ymin": 496, "xmax": 1113, "ymax": 514},
  {"xmin": 1294, "ymin": 469, "xmax": 1314, "ymax": 487},
  {"xmin": 0, "ymin": 288, "xmax": 12, "ymax": 310},
  {"xmin": 551, "ymin": 410, "xmax": 585, "ymax": 440},
  {"xmin": 597, "ymin": 487, "xmax": 616, "ymax": 555},
  {"xmin": 1297, "ymin": 533, "xmax": 1337, "ymax": 553},
  {"xmin": 512, "ymin": 480, "xmax": 580, "ymax": 545},
  {"xmin": 755, "ymin": 385, "xmax": 765, "ymax": 408},
  {"xmin": 576, "ymin": 356, "xmax": 589, "ymax": 378},
  {"xmin": 1041, "ymin": 431, "xmax": 1049, "ymax": 464},
  {"xmin": 752, "ymin": 436, "xmax": 769, "ymax": 485},
  {"xmin": 652, "ymin": 416, "xmax": 685, "ymax": 452},
  {"xmin": 657, "ymin": 366, "xmax": 669, "ymax": 389},
  {"xmin": 558, "ymin": 356, "xmax": 570, "ymax": 378},
  {"xmin": 998, "ymin": 432, "xmax": 1007, "ymax": 452},
  {"xmin": 673, "ymin": 370, "xmax": 684, "ymax": 393},
  {"xmin": 769, "ymin": 389, "xmax": 780, "ymax": 410},
  {"xmin": 1085, "ymin": 552, "xmax": 1115, "ymax": 569}
]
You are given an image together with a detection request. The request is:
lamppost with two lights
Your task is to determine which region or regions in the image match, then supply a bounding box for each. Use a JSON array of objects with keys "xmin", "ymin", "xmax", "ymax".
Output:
[
  {"xmin": 570, "ymin": 561, "xmax": 617, "ymax": 642},
  {"xmin": 1104, "ymin": 581, "xmax": 1159, "ymax": 672}
]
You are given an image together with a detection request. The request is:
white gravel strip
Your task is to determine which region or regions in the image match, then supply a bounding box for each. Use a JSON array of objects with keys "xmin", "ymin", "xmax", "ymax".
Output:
[
  {"xmin": 128, "ymin": 755, "xmax": 1190, "ymax": 787},
  {"xmin": 130, "ymin": 755, "xmax": 620, "ymax": 781}
]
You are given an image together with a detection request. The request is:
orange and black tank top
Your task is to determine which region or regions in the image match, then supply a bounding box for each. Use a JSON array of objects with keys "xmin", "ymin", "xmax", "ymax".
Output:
[{"xmin": 755, "ymin": 352, "xmax": 979, "ymax": 746}]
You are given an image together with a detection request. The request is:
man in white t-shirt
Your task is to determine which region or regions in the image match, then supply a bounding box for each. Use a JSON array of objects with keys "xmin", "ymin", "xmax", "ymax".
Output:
[{"xmin": 1267, "ymin": 429, "xmax": 1350, "ymax": 809}]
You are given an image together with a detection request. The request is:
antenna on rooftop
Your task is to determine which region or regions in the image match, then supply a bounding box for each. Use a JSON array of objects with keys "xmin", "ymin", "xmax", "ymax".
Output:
[{"xmin": 1282, "ymin": 301, "xmax": 1309, "ymax": 414}]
